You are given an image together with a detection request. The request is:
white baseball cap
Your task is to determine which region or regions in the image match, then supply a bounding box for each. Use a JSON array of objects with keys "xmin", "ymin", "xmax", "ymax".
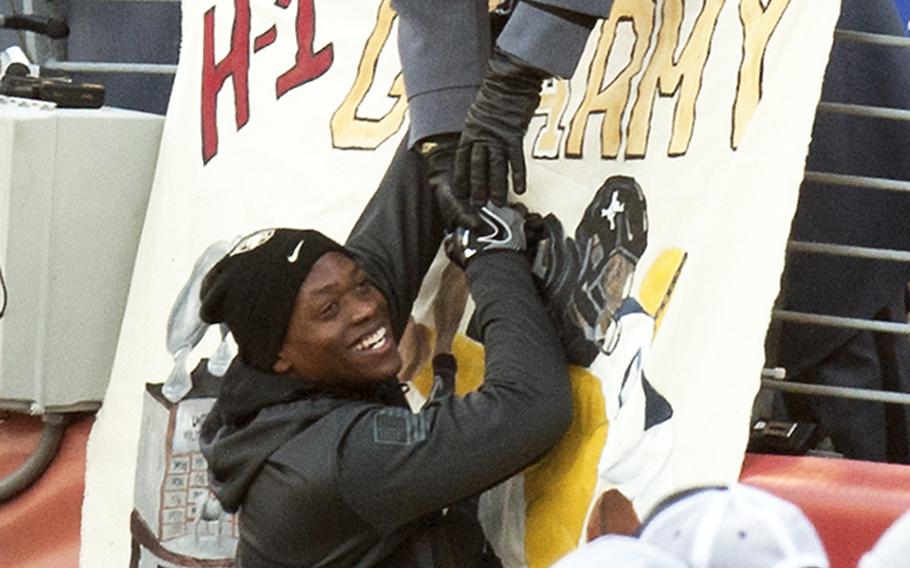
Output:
[
  {"xmin": 858, "ymin": 509, "xmax": 910, "ymax": 568},
  {"xmin": 552, "ymin": 534, "xmax": 689, "ymax": 568},
  {"xmin": 638, "ymin": 484, "xmax": 829, "ymax": 568}
]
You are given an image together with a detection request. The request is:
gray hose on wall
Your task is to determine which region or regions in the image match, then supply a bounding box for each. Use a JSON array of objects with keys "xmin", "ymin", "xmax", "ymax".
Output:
[{"xmin": 0, "ymin": 413, "xmax": 67, "ymax": 503}]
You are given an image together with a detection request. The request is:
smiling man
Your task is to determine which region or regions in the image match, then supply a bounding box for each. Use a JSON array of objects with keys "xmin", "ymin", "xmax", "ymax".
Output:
[
  {"xmin": 273, "ymin": 250, "xmax": 402, "ymax": 384},
  {"xmin": 196, "ymin": 139, "xmax": 572, "ymax": 567}
]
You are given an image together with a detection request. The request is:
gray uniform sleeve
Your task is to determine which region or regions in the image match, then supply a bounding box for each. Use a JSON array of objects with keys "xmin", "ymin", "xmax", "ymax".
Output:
[
  {"xmin": 522, "ymin": 0, "xmax": 613, "ymax": 16},
  {"xmin": 497, "ymin": 1, "xmax": 608, "ymax": 79},
  {"xmin": 392, "ymin": 0, "xmax": 490, "ymax": 147},
  {"xmin": 394, "ymin": 0, "xmax": 613, "ymax": 147},
  {"xmin": 336, "ymin": 251, "xmax": 572, "ymax": 534}
]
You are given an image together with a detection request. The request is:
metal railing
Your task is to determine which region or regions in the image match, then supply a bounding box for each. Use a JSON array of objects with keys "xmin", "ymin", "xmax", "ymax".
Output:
[
  {"xmin": 802, "ymin": 172, "xmax": 910, "ymax": 194},
  {"xmin": 764, "ymin": 27, "xmax": 910, "ymax": 408},
  {"xmin": 41, "ymin": 61, "xmax": 177, "ymax": 75},
  {"xmin": 788, "ymin": 241, "xmax": 910, "ymax": 263},
  {"xmin": 4, "ymin": 0, "xmax": 179, "ymax": 74},
  {"xmin": 761, "ymin": 373, "xmax": 910, "ymax": 405}
]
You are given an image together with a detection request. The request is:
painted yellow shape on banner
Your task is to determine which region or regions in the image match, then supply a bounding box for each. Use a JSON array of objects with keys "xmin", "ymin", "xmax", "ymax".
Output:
[
  {"xmin": 639, "ymin": 248, "xmax": 688, "ymax": 333},
  {"xmin": 524, "ymin": 366, "xmax": 607, "ymax": 567},
  {"xmin": 409, "ymin": 247, "xmax": 687, "ymax": 567},
  {"xmin": 330, "ymin": 0, "xmax": 407, "ymax": 150},
  {"xmin": 411, "ymin": 333, "xmax": 486, "ymax": 397},
  {"xmin": 414, "ymin": 338, "xmax": 606, "ymax": 568},
  {"xmin": 522, "ymin": 248, "xmax": 686, "ymax": 566}
]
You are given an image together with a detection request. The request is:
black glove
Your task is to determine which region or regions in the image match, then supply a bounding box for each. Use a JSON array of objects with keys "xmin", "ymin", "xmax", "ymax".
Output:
[
  {"xmin": 530, "ymin": 214, "xmax": 599, "ymax": 367},
  {"xmin": 444, "ymin": 201, "xmax": 527, "ymax": 268},
  {"xmin": 417, "ymin": 133, "xmax": 478, "ymax": 229},
  {"xmin": 454, "ymin": 48, "xmax": 550, "ymax": 209}
]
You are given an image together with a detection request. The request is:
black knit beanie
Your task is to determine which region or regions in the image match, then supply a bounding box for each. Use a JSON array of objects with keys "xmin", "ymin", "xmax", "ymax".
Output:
[{"xmin": 199, "ymin": 228, "xmax": 346, "ymax": 371}]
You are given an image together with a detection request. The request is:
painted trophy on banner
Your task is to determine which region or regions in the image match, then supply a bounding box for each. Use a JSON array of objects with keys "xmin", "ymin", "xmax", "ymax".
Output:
[{"xmin": 131, "ymin": 242, "xmax": 239, "ymax": 567}]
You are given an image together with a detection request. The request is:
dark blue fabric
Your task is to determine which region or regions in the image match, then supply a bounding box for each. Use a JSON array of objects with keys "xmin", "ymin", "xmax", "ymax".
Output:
[
  {"xmin": 894, "ymin": 0, "xmax": 910, "ymax": 33},
  {"xmin": 61, "ymin": 3, "xmax": 179, "ymax": 115},
  {"xmin": 775, "ymin": 295, "xmax": 910, "ymax": 463},
  {"xmin": 777, "ymin": 0, "xmax": 910, "ymax": 373},
  {"xmin": 771, "ymin": 0, "xmax": 910, "ymax": 463}
]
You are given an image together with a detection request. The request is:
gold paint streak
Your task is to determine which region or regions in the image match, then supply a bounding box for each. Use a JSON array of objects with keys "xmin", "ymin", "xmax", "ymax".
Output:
[
  {"xmin": 525, "ymin": 368, "xmax": 608, "ymax": 567},
  {"xmin": 532, "ymin": 79, "xmax": 571, "ymax": 158},
  {"xmin": 637, "ymin": 248, "xmax": 687, "ymax": 333},
  {"xmin": 565, "ymin": 0, "xmax": 655, "ymax": 159},
  {"xmin": 626, "ymin": 0, "xmax": 724, "ymax": 158},
  {"xmin": 330, "ymin": 0, "xmax": 407, "ymax": 149},
  {"xmin": 733, "ymin": 0, "xmax": 792, "ymax": 148}
]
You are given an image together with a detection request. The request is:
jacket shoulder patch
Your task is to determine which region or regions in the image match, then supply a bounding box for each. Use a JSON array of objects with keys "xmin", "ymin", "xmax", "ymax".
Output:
[{"xmin": 371, "ymin": 407, "xmax": 429, "ymax": 446}]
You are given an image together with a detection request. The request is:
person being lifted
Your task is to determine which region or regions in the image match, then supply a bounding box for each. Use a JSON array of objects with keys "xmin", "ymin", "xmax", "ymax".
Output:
[{"xmin": 197, "ymin": 137, "xmax": 572, "ymax": 567}]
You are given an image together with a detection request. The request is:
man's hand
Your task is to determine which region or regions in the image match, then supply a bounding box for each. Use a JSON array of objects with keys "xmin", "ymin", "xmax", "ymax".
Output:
[
  {"xmin": 453, "ymin": 48, "xmax": 549, "ymax": 209},
  {"xmin": 417, "ymin": 133, "xmax": 478, "ymax": 229},
  {"xmin": 444, "ymin": 202, "xmax": 528, "ymax": 268}
]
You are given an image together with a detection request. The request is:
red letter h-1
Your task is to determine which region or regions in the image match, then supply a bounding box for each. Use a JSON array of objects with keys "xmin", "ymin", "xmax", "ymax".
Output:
[{"xmin": 201, "ymin": 0, "xmax": 251, "ymax": 164}]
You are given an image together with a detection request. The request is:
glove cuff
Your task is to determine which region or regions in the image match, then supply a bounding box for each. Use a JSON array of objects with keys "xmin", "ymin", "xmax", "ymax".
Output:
[
  {"xmin": 444, "ymin": 203, "xmax": 527, "ymax": 268},
  {"xmin": 495, "ymin": 1, "xmax": 594, "ymax": 79},
  {"xmin": 488, "ymin": 47, "xmax": 550, "ymax": 91}
]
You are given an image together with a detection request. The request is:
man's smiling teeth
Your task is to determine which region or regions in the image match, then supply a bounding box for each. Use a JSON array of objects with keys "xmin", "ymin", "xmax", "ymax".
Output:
[{"xmin": 355, "ymin": 327, "xmax": 387, "ymax": 351}]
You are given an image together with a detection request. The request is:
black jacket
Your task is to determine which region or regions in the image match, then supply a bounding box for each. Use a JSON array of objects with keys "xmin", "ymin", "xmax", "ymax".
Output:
[{"xmin": 199, "ymin": 140, "xmax": 571, "ymax": 567}]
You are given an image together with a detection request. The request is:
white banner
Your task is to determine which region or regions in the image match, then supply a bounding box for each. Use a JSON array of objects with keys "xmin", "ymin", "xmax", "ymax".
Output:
[{"xmin": 82, "ymin": 1, "xmax": 839, "ymax": 566}]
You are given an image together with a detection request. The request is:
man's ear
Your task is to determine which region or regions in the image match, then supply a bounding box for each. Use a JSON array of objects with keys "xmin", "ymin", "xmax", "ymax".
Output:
[{"xmin": 273, "ymin": 352, "xmax": 292, "ymax": 374}]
